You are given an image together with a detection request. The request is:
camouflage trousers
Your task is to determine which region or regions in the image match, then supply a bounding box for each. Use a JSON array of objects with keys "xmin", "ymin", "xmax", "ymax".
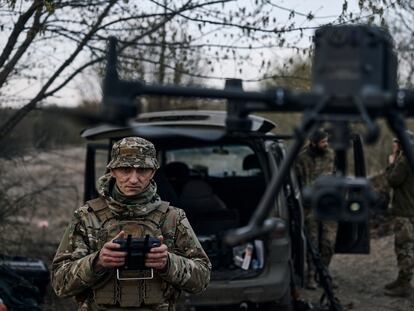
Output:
[
  {"xmin": 393, "ymin": 216, "xmax": 414, "ymax": 283},
  {"xmin": 305, "ymin": 212, "xmax": 337, "ymax": 276}
]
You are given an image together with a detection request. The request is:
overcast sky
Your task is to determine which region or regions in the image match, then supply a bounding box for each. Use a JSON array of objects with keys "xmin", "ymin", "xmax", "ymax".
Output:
[
  {"xmin": 1, "ymin": 1, "xmax": 365, "ymax": 107},
  {"xmin": 214, "ymin": 0, "xmax": 364, "ymax": 83}
]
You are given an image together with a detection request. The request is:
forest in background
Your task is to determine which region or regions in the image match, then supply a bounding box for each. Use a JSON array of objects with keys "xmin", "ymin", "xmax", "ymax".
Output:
[{"xmin": 0, "ymin": 107, "xmax": 83, "ymax": 157}]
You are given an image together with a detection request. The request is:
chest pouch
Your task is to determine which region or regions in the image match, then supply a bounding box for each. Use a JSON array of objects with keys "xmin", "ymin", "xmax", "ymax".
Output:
[{"xmin": 90, "ymin": 201, "xmax": 174, "ymax": 307}]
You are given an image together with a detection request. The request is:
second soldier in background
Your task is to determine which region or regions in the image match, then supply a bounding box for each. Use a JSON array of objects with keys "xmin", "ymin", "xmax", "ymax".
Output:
[
  {"xmin": 296, "ymin": 129, "xmax": 336, "ymax": 289},
  {"xmin": 384, "ymin": 131, "xmax": 414, "ymax": 297}
]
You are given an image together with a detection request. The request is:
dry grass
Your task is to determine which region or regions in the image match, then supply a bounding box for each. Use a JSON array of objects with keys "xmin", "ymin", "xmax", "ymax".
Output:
[
  {"xmin": 0, "ymin": 148, "xmax": 85, "ymax": 259},
  {"xmin": 0, "ymin": 147, "xmax": 85, "ymax": 310}
]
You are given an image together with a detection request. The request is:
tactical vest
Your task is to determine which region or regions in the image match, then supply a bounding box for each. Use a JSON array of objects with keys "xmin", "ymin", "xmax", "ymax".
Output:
[{"xmin": 86, "ymin": 197, "xmax": 179, "ymax": 308}]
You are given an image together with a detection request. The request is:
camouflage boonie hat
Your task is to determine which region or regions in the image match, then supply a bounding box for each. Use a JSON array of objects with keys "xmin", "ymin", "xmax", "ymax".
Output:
[{"xmin": 107, "ymin": 137, "xmax": 159, "ymax": 169}]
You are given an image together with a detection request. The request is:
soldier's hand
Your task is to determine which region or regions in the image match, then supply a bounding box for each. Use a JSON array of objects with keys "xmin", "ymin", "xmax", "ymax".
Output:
[
  {"xmin": 389, "ymin": 154, "xmax": 396, "ymax": 164},
  {"xmin": 0, "ymin": 298, "xmax": 7, "ymax": 311},
  {"xmin": 95, "ymin": 231, "xmax": 127, "ymax": 269},
  {"xmin": 145, "ymin": 236, "xmax": 169, "ymax": 270}
]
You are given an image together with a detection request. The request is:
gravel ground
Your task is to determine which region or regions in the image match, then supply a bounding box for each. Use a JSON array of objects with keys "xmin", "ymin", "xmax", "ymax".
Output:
[{"xmin": 300, "ymin": 235, "xmax": 414, "ymax": 311}]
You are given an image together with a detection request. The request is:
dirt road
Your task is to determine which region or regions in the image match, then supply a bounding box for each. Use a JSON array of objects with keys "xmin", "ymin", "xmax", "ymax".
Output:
[{"xmin": 301, "ymin": 235, "xmax": 414, "ymax": 311}]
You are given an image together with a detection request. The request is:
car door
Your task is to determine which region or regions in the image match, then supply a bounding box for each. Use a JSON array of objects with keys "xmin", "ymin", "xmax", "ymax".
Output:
[
  {"xmin": 83, "ymin": 143, "xmax": 110, "ymax": 202},
  {"xmin": 270, "ymin": 141, "xmax": 306, "ymax": 283},
  {"xmin": 334, "ymin": 133, "xmax": 370, "ymax": 254}
]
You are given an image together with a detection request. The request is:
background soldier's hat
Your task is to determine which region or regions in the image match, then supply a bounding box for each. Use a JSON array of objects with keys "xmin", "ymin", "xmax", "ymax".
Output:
[{"xmin": 107, "ymin": 137, "xmax": 159, "ymax": 169}]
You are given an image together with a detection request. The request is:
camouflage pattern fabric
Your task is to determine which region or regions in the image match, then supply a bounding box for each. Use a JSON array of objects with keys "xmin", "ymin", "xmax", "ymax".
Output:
[
  {"xmin": 295, "ymin": 145, "xmax": 335, "ymax": 189},
  {"xmin": 305, "ymin": 212, "xmax": 338, "ymax": 276},
  {"xmin": 97, "ymin": 173, "xmax": 162, "ymax": 217},
  {"xmin": 386, "ymin": 153, "xmax": 414, "ymax": 283},
  {"xmin": 385, "ymin": 154, "xmax": 414, "ymax": 217},
  {"xmin": 295, "ymin": 145, "xmax": 336, "ymax": 276},
  {"xmin": 393, "ymin": 216, "xmax": 414, "ymax": 283},
  {"xmin": 107, "ymin": 137, "xmax": 159, "ymax": 170},
  {"xmin": 51, "ymin": 138, "xmax": 211, "ymax": 310},
  {"xmin": 369, "ymin": 171, "xmax": 391, "ymax": 212},
  {"xmin": 370, "ymin": 171, "xmax": 391, "ymax": 195}
]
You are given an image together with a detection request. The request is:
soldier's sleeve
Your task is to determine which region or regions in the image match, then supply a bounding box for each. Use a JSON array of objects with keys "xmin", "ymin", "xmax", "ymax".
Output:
[
  {"xmin": 158, "ymin": 209, "xmax": 211, "ymax": 294},
  {"xmin": 385, "ymin": 156, "xmax": 408, "ymax": 187},
  {"xmin": 51, "ymin": 208, "xmax": 107, "ymax": 297}
]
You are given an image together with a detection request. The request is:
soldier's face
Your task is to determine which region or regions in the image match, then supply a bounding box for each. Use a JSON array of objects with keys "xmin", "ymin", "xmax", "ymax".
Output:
[
  {"xmin": 111, "ymin": 167, "xmax": 156, "ymax": 196},
  {"xmin": 318, "ymin": 137, "xmax": 329, "ymax": 150},
  {"xmin": 312, "ymin": 137, "xmax": 329, "ymax": 151}
]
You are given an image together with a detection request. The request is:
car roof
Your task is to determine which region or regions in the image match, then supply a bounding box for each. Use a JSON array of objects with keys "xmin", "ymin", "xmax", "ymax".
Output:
[{"xmin": 81, "ymin": 110, "xmax": 276, "ymax": 141}]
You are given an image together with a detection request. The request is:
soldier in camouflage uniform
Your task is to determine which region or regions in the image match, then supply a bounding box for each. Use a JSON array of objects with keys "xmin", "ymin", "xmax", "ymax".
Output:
[
  {"xmin": 369, "ymin": 171, "xmax": 391, "ymax": 212},
  {"xmin": 295, "ymin": 129, "xmax": 336, "ymax": 289},
  {"xmin": 368, "ymin": 171, "xmax": 392, "ymax": 238},
  {"xmin": 51, "ymin": 137, "xmax": 211, "ymax": 310},
  {"xmin": 384, "ymin": 131, "xmax": 414, "ymax": 297}
]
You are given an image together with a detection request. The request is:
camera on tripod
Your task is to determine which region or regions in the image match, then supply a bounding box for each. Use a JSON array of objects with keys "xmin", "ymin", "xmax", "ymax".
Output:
[{"xmin": 303, "ymin": 175, "xmax": 378, "ymax": 222}]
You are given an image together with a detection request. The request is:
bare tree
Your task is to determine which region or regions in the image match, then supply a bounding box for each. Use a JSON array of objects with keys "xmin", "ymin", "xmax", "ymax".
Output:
[
  {"xmin": 0, "ymin": 0, "xmax": 383, "ymax": 141},
  {"xmin": 353, "ymin": 0, "xmax": 414, "ymax": 87},
  {"xmin": 377, "ymin": 0, "xmax": 414, "ymax": 87}
]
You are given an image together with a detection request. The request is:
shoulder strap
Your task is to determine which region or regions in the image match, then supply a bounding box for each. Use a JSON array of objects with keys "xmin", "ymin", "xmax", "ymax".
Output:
[
  {"xmin": 159, "ymin": 201, "xmax": 170, "ymax": 213},
  {"xmin": 86, "ymin": 197, "xmax": 106, "ymax": 211},
  {"xmin": 152, "ymin": 201, "xmax": 170, "ymax": 227},
  {"xmin": 160, "ymin": 203, "xmax": 183, "ymax": 236},
  {"xmin": 86, "ymin": 197, "xmax": 113, "ymax": 222}
]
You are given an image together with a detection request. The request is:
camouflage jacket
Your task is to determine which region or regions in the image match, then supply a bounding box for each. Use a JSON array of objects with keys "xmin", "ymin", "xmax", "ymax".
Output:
[
  {"xmin": 369, "ymin": 171, "xmax": 390, "ymax": 195},
  {"xmin": 51, "ymin": 181, "xmax": 211, "ymax": 310},
  {"xmin": 385, "ymin": 154, "xmax": 414, "ymax": 217},
  {"xmin": 295, "ymin": 145, "xmax": 335, "ymax": 189},
  {"xmin": 368, "ymin": 171, "xmax": 391, "ymax": 212}
]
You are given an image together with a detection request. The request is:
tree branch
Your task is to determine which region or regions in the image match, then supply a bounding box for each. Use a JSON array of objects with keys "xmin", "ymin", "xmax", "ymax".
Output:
[
  {"xmin": 0, "ymin": 0, "xmax": 118, "ymax": 141},
  {"xmin": 0, "ymin": 4, "xmax": 48, "ymax": 88},
  {"xmin": 0, "ymin": 0, "xmax": 42, "ymax": 68},
  {"xmin": 44, "ymin": 57, "xmax": 104, "ymax": 98},
  {"xmin": 43, "ymin": 1, "xmax": 193, "ymax": 98}
]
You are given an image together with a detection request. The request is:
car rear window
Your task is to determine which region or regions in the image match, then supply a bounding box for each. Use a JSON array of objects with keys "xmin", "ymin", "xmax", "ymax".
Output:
[{"xmin": 165, "ymin": 145, "xmax": 261, "ymax": 177}]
